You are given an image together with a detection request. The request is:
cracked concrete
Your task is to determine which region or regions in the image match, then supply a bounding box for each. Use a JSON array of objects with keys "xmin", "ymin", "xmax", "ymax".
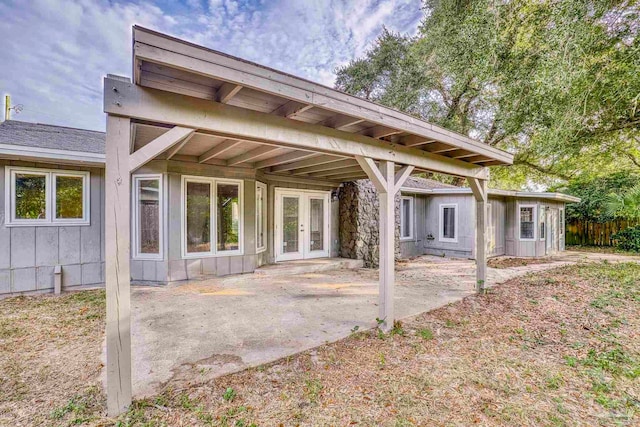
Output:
[{"xmin": 102, "ymin": 251, "xmax": 639, "ymax": 397}]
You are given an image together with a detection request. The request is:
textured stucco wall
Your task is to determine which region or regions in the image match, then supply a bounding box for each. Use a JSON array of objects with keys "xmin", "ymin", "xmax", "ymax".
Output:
[{"xmin": 338, "ymin": 180, "xmax": 400, "ymax": 267}]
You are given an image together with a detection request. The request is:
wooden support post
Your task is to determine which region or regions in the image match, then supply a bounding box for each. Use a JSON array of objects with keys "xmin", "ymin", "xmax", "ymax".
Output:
[
  {"xmin": 356, "ymin": 156, "xmax": 414, "ymax": 332},
  {"xmin": 468, "ymin": 176, "xmax": 488, "ymax": 292},
  {"xmin": 105, "ymin": 115, "xmax": 132, "ymax": 416}
]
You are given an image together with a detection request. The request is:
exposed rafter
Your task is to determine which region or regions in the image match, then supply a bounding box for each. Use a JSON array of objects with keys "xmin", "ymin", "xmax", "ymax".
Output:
[
  {"xmin": 215, "ymin": 82, "xmax": 242, "ymax": 103},
  {"xmin": 400, "ymin": 135, "xmax": 436, "ymax": 147},
  {"xmin": 361, "ymin": 125, "xmax": 402, "ymax": 139},
  {"xmin": 290, "ymin": 159, "xmax": 358, "ymax": 176},
  {"xmin": 272, "ymin": 100, "xmax": 313, "ymax": 118},
  {"xmin": 198, "ymin": 139, "xmax": 241, "ymax": 163},
  {"xmin": 321, "ymin": 114, "xmax": 365, "ymax": 130},
  {"xmin": 307, "ymin": 165, "xmax": 363, "ymax": 178},
  {"xmin": 254, "ymin": 151, "xmax": 318, "ymax": 169},
  {"xmin": 227, "ymin": 145, "xmax": 280, "ymax": 166},
  {"xmin": 269, "ymin": 154, "xmax": 345, "ymax": 173}
]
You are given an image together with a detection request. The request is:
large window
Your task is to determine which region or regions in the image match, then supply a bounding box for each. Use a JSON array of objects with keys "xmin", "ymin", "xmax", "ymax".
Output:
[
  {"xmin": 256, "ymin": 182, "xmax": 267, "ymax": 252},
  {"xmin": 5, "ymin": 167, "xmax": 89, "ymax": 226},
  {"xmin": 400, "ymin": 196, "xmax": 414, "ymax": 240},
  {"xmin": 439, "ymin": 203, "xmax": 458, "ymax": 243},
  {"xmin": 519, "ymin": 205, "xmax": 536, "ymax": 241},
  {"xmin": 133, "ymin": 175, "xmax": 163, "ymax": 259},
  {"xmin": 181, "ymin": 176, "xmax": 243, "ymax": 258}
]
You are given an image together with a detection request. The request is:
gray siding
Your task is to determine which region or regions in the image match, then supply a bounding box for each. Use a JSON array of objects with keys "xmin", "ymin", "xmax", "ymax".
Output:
[
  {"xmin": 505, "ymin": 198, "xmax": 568, "ymax": 257},
  {"xmin": 0, "ymin": 160, "xmax": 104, "ymax": 294}
]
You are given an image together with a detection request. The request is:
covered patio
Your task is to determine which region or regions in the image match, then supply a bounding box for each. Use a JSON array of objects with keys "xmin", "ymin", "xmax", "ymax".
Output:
[{"xmin": 103, "ymin": 26, "xmax": 513, "ymax": 415}]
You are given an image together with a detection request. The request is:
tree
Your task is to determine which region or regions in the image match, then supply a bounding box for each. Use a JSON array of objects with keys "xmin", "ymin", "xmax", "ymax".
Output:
[{"xmin": 335, "ymin": 0, "xmax": 640, "ymax": 189}]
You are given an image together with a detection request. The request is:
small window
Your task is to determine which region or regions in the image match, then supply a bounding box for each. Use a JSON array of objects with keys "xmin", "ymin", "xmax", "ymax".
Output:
[
  {"xmin": 256, "ymin": 182, "xmax": 267, "ymax": 252},
  {"xmin": 217, "ymin": 182, "xmax": 240, "ymax": 252},
  {"xmin": 439, "ymin": 204, "xmax": 458, "ymax": 242},
  {"xmin": 519, "ymin": 205, "xmax": 536, "ymax": 240},
  {"xmin": 133, "ymin": 175, "xmax": 163, "ymax": 259},
  {"xmin": 539, "ymin": 206, "xmax": 546, "ymax": 240},
  {"xmin": 6, "ymin": 167, "xmax": 89, "ymax": 226},
  {"xmin": 185, "ymin": 180, "xmax": 212, "ymax": 255},
  {"xmin": 400, "ymin": 196, "xmax": 414, "ymax": 240}
]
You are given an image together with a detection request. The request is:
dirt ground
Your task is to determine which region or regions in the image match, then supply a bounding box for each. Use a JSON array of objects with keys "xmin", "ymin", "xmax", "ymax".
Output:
[
  {"xmin": 1, "ymin": 260, "xmax": 638, "ymax": 426},
  {"xmin": 487, "ymin": 256, "xmax": 554, "ymax": 269}
]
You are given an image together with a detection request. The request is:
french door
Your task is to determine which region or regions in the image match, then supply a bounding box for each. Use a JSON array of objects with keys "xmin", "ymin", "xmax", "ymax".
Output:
[{"xmin": 275, "ymin": 189, "xmax": 330, "ymax": 261}]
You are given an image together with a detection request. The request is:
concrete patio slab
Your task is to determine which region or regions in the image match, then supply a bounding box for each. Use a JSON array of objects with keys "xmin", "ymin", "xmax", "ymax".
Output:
[{"xmin": 104, "ymin": 251, "xmax": 639, "ymax": 397}]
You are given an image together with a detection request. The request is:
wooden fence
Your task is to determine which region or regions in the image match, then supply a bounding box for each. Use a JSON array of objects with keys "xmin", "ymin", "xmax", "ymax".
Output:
[{"xmin": 566, "ymin": 219, "xmax": 638, "ymax": 246}]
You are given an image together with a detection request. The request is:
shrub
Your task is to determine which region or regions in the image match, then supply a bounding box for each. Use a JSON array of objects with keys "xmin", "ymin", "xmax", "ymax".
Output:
[{"xmin": 612, "ymin": 226, "xmax": 640, "ymax": 252}]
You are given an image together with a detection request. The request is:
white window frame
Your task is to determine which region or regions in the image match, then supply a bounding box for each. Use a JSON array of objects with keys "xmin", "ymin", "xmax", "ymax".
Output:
[
  {"xmin": 180, "ymin": 175, "xmax": 244, "ymax": 259},
  {"xmin": 539, "ymin": 205, "xmax": 546, "ymax": 241},
  {"xmin": 132, "ymin": 174, "xmax": 163, "ymax": 260},
  {"xmin": 518, "ymin": 204, "xmax": 537, "ymax": 241},
  {"xmin": 439, "ymin": 203, "xmax": 458, "ymax": 243},
  {"xmin": 256, "ymin": 181, "xmax": 267, "ymax": 253},
  {"xmin": 400, "ymin": 196, "xmax": 414, "ymax": 241},
  {"xmin": 5, "ymin": 166, "xmax": 90, "ymax": 226}
]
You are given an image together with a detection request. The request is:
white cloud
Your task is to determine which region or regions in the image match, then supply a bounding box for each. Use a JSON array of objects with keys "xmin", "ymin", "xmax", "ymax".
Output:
[{"xmin": 0, "ymin": 0, "xmax": 422, "ymax": 131}]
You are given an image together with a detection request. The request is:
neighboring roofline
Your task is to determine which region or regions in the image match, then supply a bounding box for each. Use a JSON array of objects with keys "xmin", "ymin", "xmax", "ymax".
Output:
[
  {"xmin": 132, "ymin": 26, "xmax": 514, "ymax": 166},
  {"xmin": 400, "ymin": 186, "xmax": 580, "ymax": 203},
  {"xmin": 0, "ymin": 144, "xmax": 105, "ymax": 167},
  {"xmin": 1, "ymin": 120, "xmax": 105, "ymax": 135}
]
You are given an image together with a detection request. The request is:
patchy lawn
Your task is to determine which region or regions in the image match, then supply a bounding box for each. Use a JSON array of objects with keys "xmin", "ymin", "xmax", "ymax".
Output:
[
  {"xmin": 488, "ymin": 256, "xmax": 555, "ymax": 269},
  {"xmin": 2, "ymin": 263, "xmax": 639, "ymax": 426},
  {"xmin": 568, "ymin": 245, "xmax": 640, "ymax": 257},
  {"xmin": 0, "ymin": 290, "xmax": 106, "ymax": 426}
]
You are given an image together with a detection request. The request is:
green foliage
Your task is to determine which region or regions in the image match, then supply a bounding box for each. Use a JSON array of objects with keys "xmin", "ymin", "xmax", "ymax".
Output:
[
  {"xmin": 335, "ymin": 0, "xmax": 640, "ymax": 188},
  {"xmin": 605, "ymin": 183, "xmax": 640, "ymax": 221},
  {"xmin": 558, "ymin": 172, "xmax": 640, "ymax": 222},
  {"xmin": 222, "ymin": 387, "xmax": 236, "ymax": 402},
  {"xmin": 612, "ymin": 225, "xmax": 640, "ymax": 252}
]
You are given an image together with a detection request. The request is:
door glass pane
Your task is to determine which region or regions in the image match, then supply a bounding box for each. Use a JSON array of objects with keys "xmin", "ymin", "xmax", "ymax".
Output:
[
  {"xmin": 186, "ymin": 181, "xmax": 211, "ymax": 253},
  {"xmin": 15, "ymin": 173, "xmax": 47, "ymax": 219},
  {"xmin": 256, "ymin": 186, "xmax": 264, "ymax": 249},
  {"xmin": 309, "ymin": 198, "xmax": 324, "ymax": 251},
  {"xmin": 401, "ymin": 199, "xmax": 411, "ymax": 238},
  {"xmin": 138, "ymin": 178, "xmax": 160, "ymax": 254},
  {"xmin": 282, "ymin": 196, "xmax": 299, "ymax": 253},
  {"xmin": 56, "ymin": 175, "xmax": 84, "ymax": 219},
  {"xmin": 217, "ymin": 183, "xmax": 240, "ymax": 252}
]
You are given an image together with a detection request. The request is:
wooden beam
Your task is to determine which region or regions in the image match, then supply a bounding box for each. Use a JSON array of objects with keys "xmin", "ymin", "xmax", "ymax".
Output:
[
  {"xmin": 215, "ymin": 82, "xmax": 242, "ymax": 103},
  {"xmin": 269, "ymin": 154, "xmax": 344, "ymax": 173},
  {"xmin": 291, "ymin": 159, "xmax": 358, "ymax": 175},
  {"xmin": 272, "ymin": 100, "xmax": 313, "ymax": 118},
  {"xmin": 198, "ymin": 139, "xmax": 240, "ymax": 163},
  {"xmin": 227, "ymin": 145, "xmax": 280, "ymax": 166},
  {"xmin": 105, "ymin": 115, "xmax": 132, "ymax": 415},
  {"xmin": 400, "ymin": 135, "xmax": 436, "ymax": 147},
  {"xmin": 166, "ymin": 132, "xmax": 195, "ymax": 160},
  {"xmin": 355, "ymin": 156, "xmax": 386, "ymax": 193},
  {"xmin": 394, "ymin": 165, "xmax": 415, "ymax": 194},
  {"xmin": 468, "ymin": 177, "xmax": 488, "ymax": 292},
  {"xmin": 130, "ymin": 126, "xmax": 195, "ymax": 172},
  {"xmin": 133, "ymin": 30, "xmax": 513, "ymax": 165},
  {"xmin": 261, "ymin": 173, "xmax": 341, "ymax": 188},
  {"xmin": 361, "ymin": 125, "xmax": 402, "ymax": 139},
  {"xmin": 308, "ymin": 165, "xmax": 363, "ymax": 178},
  {"xmin": 332, "ymin": 173, "xmax": 369, "ymax": 181},
  {"xmin": 378, "ymin": 160, "xmax": 395, "ymax": 332},
  {"xmin": 322, "ymin": 114, "xmax": 366, "ymax": 130},
  {"xmin": 254, "ymin": 151, "xmax": 318, "ymax": 169},
  {"xmin": 105, "ymin": 78, "xmax": 489, "ymax": 179}
]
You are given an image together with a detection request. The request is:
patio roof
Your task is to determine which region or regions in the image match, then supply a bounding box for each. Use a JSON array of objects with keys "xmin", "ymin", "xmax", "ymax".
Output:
[
  {"xmin": 400, "ymin": 185, "xmax": 581, "ymax": 203},
  {"xmin": 107, "ymin": 26, "xmax": 514, "ymax": 183}
]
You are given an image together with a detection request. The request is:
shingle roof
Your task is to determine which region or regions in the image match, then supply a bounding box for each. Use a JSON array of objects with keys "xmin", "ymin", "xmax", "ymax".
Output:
[
  {"xmin": 402, "ymin": 176, "xmax": 457, "ymax": 190},
  {"xmin": 0, "ymin": 120, "xmax": 105, "ymax": 154}
]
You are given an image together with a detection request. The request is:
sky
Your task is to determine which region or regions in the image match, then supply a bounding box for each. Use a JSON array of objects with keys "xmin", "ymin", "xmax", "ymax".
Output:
[{"xmin": 0, "ymin": 0, "xmax": 423, "ymax": 131}]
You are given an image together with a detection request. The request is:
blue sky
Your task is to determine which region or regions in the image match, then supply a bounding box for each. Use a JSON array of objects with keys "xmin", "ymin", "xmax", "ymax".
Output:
[{"xmin": 0, "ymin": 0, "xmax": 423, "ymax": 131}]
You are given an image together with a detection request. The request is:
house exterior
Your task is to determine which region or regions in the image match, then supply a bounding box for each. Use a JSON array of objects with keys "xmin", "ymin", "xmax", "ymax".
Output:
[
  {"xmin": 5, "ymin": 26, "xmax": 520, "ymax": 414},
  {"xmin": 0, "ymin": 119, "xmax": 577, "ymax": 296},
  {"xmin": 338, "ymin": 177, "xmax": 578, "ymax": 267}
]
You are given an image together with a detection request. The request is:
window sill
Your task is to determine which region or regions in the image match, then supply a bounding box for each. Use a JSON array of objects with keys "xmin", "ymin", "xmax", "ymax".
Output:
[
  {"xmin": 4, "ymin": 221, "xmax": 91, "ymax": 227},
  {"xmin": 256, "ymin": 247, "xmax": 267, "ymax": 254},
  {"xmin": 400, "ymin": 237, "xmax": 415, "ymax": 242},
  {"xmin": 439, "ymin": 238, "xmax": 458, "ymax": 243},
  {"xmin": 182, "ymin": 251, "xmax": 245, "ymax": 259}
]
